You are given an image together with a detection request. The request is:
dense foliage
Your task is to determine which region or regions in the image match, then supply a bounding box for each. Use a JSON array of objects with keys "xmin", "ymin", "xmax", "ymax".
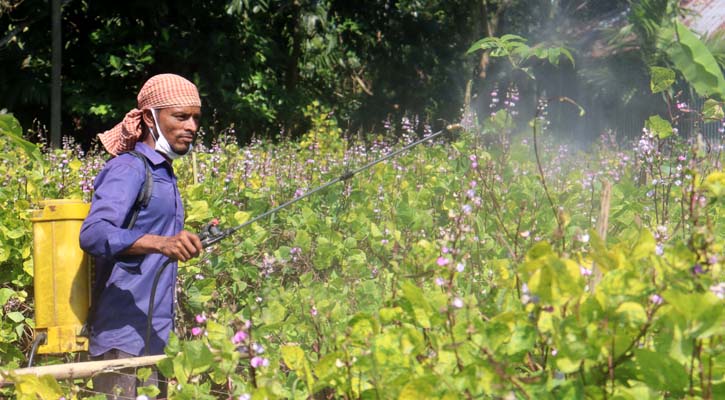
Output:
[
  {"xmin": 2, "ymin": 1, "xmax": 725, "ymax": 399},
  {"xmin": 0, "ymin": 0, "xmax": 643, "ymax": 144},
  {"xmin": 1, "ymin": 85, "xmax": 724, "ymax": 397}
]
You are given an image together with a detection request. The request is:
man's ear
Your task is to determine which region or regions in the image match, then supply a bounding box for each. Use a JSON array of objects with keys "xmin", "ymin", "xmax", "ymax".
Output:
[{"xmin": 141, "ymin": 109, "xmax": 154, "ymax": 128}]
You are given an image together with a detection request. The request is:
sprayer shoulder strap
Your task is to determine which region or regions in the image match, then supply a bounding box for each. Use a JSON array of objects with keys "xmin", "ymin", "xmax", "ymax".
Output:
[
  {"xmin": 83, "ymin": 151, "xmax": 153, "ymax": 335},
  {"xmin": 124, "ymin": 150, "xmax": 154, "ymax": 229}
]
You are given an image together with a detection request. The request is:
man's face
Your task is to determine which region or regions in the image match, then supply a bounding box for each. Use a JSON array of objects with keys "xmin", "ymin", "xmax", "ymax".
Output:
[{"xmin": 154, "ymin": 106, "xmax": 202, "ymax": 154}]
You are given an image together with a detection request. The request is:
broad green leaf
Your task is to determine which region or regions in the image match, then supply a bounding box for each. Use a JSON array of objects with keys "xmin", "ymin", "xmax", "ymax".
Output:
[
  {"xmin": 668, "ymin": 21, "xmax": 725, "ymax": 100},
  {"xmin": 634, "ymin": 349, "xmax": 687, "ymax": 394},
  {"xmin": 0, "ymin": 288, "xmax": 15, "ymax": 308},
  {"xmin": 379, "ymin": 306, "xmax": 403, "ymax": 324},
  {"xmin": 616, "ymin": 302, "xmax": 647, "ymax": 327},
  {"xmin": 629, "ymin": 229, "xmax": 655, "ymax": 259},
  {"xmin": 649, "ymin": 66, "xmax": 675, "ymax": 93},
  {"xmin": 398, "ymin": 377, "xmax": 436, "ymax": 399},
  {"xmin": 13, "ymin": 373, "xmax": 65, "ymax": 399},
  {"xmin": 261, "ymin": 301, "xmax": 286, "ymax": 326},
  {"xmin": 703, "ymin": 171, "xmax": 725, "ymax": 200},
  {"xmin": 185, "ymin": 340, "xmax": 214, "ymax": 376},
  {"xmin": 702, "ymin": 99, "xmax": 724, "ymax": 120},
  {"xmin": 281, "ymin": 344, "xmax": 306, "ymax": 371},
  {"xmin": 6, "ymin": 311, "xmax": 25, "ymax": 323},
  {"xmin": 186, "ymin": 200, "xmax": 211, "ymax": 223},
  {"xmin": 348, "ymin": 313, "xmax": 379, "ymax": 342},
  {"xmin": 645, "ymin": 115, "xmax": 673, "ymax": 139},
  {"xmin": 400, "ymin": 281, "xmax": 433, "ymax": 328},
  {"xmin": 0, "ymin": 114, "xmax": 42, "ymax": 163},
  {"xmin": 234, "ymin": 211, "xmax": 251, "ymax": 225},
  {"xmin": 662, "ymin": 291, "xmax": 724, "ymax": 338}
]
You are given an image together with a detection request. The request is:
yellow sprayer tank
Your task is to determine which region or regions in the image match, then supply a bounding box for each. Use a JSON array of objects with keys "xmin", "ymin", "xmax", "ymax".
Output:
[{"xmin": 30, "ymin": 199, "xmax": 91, "ymax": 354}]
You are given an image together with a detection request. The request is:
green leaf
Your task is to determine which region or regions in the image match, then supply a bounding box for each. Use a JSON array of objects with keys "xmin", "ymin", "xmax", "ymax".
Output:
[
  {"xmin": 281, "ymin": 344, "xmax": 305, "ymax": 371},
  {"xmin": 702, "ymin": 99, "xmax": 724, "ymax": 120},
  {"xmin": 634, "ymin": 349, "xmax": 687, "ymax": 394},
  {"xmin": 398, "ymin": 377, "xmax": 436, "ymax": 399},
  {"xmin": 649, "ymin": 66, "xmax": 675, "ymax": 93},
  {"xmin": 0, "ymin": 114, "xmax": 42, "ymax": 163},
  {"xmin": 234, "ymin": 211, "xmax": 251, "ymax": 225},
  {"xmin": 0, "ymin": 288, "xmax": 15, "ymax": 308},
  {"xmin": 668, "ymin": 21, "xmax": 725, "ymax": 100},
  {"xmin": 703, "ymin": 171, "xmax": 725, "ymax": 200},
  {"xmin": 615, "ymin": 302, "xmax": 647, "ymax": 327},
  {"xmin": 629, "ymin": 229, "xmax": 655, "ymax": 259},
  {"xmin": 645, "ymin": 115, "xmax": 673, "ymax": 139},
  {"xmin": 261, "ymin": 301, "xmax": 286, "ymax": 326},
  {"xmin": 401, "ymin": 281, "xmax": 433, "ymax": 328},
  {"xmin": 6, "ymin": 311, "xmax": 25, "ymax": 323},
  {"xmin": 185, "ymin": 200, "xmax": 211, "ymax": 223},
  {"xmin": 185, "ymin": 340, "xmax": 214, "ymax": 376}
]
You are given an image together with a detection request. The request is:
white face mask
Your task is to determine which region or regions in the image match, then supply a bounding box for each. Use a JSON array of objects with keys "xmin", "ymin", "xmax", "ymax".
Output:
[{"xmin": 150, "ymin": 108, "xmax": 192, "ymax": 160}]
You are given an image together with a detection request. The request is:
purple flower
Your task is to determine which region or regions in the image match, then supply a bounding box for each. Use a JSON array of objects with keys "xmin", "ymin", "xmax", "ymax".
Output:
[
  {"xmin": 195, "ymin": 314, "xmax": 207, "ymax": 324},
  {"xmin": 191, "ymin": 327, "xmax": 203, "ymax": 336},
  {"xmin": 232, "ymin": 330, "xmax": 248, "ymax": 344},
  {"xmin": 435, "ymin": 277, "xmax": 445, "ymax": 286},
  {"xmin": 239, "ymin": 394, "xmax": 251, "ymax": 400},
  {"xmin": 579, "ymin": 266, "xmax": 592, "ymax": 277},
  {"xmin": 649, "ymin": 294, "xmax": 663, "ymax": 305},
  {"xmin": 692, "ymin": 264, "xmax": 704, "ymax": 275},
  {"xmin": 437, "ymin": 257, "xmax": 450, "ymax": 267},
  {"xmin": 456, "ymin": 263, "xmax": 465, "ymax": 273},
  {"xmin": 310, "ymin": 306, "xmax": 318, "ymax": 317},
  {"xmin": 252, "ymin": 342, "xmax": 265, "ymax": 354},
  {"xmin": 250, "ymin": 356, "xmax": 269, "ymax": 368}
]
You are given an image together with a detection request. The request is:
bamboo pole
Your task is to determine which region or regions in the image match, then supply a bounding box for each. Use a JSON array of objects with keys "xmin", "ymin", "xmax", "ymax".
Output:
[{"xmin": 0, "ymin": 355, "xmax": 166, "ymax": 386}]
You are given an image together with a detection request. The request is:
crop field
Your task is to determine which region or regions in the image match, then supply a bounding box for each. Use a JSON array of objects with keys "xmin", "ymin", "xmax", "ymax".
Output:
[{"xmin": 1, "ymin": 104, "xmax": 724, "ymax": 399}]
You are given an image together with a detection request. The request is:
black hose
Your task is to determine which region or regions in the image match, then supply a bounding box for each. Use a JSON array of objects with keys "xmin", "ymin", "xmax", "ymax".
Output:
[
  {"xmin": 145, "ymin": 259, "xmax": 172, "ymax": 356},
  {"xmin": 27, "ymin": 332, "xmax": 47, "ymax": 367}
]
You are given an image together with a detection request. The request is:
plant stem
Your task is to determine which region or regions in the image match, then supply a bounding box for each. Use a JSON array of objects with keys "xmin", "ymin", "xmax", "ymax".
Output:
[{"xmin": 532, "ymin": 104, "xmax": 564, "ymax": 253}]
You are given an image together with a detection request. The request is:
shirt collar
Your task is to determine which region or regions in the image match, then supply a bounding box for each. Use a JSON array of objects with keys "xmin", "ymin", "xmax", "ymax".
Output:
[{"xmin": 133, "ymin": 142, "xmax": 168, "ymax": 166}]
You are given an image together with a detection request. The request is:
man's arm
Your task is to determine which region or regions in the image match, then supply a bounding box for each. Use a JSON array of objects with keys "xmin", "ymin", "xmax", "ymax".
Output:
[
  {"xmin": 121, "ymin": 230, "xmax": 203, "ymax": 262},
  {"xmin": 80, "ymin": 161, "xmax": 147, "ymax": 258}
]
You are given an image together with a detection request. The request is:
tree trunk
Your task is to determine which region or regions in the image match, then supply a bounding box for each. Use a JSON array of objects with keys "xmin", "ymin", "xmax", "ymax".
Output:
[{"xmin": 50, "ymin": 0, "xmax": 61, "ymax": 149}]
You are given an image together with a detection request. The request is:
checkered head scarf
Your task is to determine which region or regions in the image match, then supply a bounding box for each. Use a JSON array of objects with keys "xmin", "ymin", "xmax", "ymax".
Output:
[{"xmin": 98, "ymin": 74, "xmax": 201, "ymax": 155}]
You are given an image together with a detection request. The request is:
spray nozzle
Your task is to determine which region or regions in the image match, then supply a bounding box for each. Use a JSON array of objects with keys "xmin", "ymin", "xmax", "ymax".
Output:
[
  {"xmin": 199, "ymin": 218, "xmax": 224, "ymax": 246},
  {"xmin": 446, "ymin": 123, "xmax": 463, "ymax": 133}
]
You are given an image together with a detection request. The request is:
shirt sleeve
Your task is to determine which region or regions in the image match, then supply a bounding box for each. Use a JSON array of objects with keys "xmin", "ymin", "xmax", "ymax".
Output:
[{"xmin": 79, "ymin": 158, "xmax": 147, "ymax": 258}]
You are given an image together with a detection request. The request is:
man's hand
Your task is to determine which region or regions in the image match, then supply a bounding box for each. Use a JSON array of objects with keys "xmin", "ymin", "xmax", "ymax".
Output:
[
  {"xmin": 122, "ymin": 230, "xmax": 203, "ymax": 261},
  {"xmin": 158, "ymin": 230, "xmax": 203, "ymax": 261}
]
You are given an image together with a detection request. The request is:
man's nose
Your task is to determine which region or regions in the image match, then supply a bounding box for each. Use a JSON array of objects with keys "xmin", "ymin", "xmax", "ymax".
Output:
[{"xmin": 183, "ymin": 117, "xmax": 199, "ymax": 132}]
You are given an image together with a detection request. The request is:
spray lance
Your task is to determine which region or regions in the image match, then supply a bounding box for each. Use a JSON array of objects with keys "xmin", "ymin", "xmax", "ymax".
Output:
[{"xmin": 144, "ymin": 123, "xmax": 463, "ymax": 354}]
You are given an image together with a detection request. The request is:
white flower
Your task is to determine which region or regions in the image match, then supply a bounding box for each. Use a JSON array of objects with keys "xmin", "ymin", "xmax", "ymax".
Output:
[{"xmin": 452, "ymin": 297, "xmax": 464, "ymax": 309}]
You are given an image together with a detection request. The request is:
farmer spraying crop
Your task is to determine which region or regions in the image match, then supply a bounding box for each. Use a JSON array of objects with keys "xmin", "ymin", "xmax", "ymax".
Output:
[{"xmin": 79, "ymin": 73, "xmax": 204, "ymax": 398}]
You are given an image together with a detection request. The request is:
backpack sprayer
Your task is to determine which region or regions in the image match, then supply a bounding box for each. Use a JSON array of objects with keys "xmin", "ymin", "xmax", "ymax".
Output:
[{"xmin": 21, "ymin": 123, "xmax": 463, "ymax": 371}]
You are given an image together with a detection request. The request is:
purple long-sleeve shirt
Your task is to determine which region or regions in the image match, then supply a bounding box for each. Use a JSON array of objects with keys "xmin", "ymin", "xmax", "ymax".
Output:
[{"xmin": 80, "ymin": 142, "xmax": 184, "ymax": 356}]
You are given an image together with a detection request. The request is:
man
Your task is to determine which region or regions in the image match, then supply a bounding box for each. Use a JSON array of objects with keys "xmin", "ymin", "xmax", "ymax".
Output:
[{"xmin": 80, "ymin": 73, "xmax": 204, "ymax": 398}]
